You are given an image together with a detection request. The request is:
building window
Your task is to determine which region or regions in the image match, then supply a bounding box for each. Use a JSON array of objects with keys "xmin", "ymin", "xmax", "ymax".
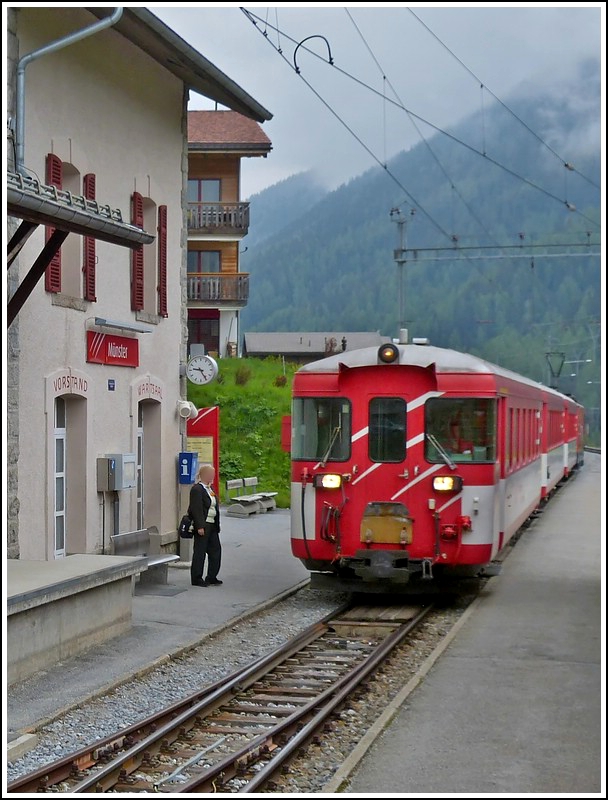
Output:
[
  {"xmin": 188, "ymin": 178, "xmax": 221, "ymax": 203},
  {"xmin": 54, "ymin": 398, "xmax": 66, "ymax": 559},
  {"xmin": 131, "ymin": 195, "xmax": 167, "ymax": 315},
  {"xmin": 45, "ymin": 154, "xmax": 94, "ymax": 300},
  {"xmin": 188, "ymin": 250, "xmax": 221, "ymax": 273},
  {"xmin": 188, "ymin": 316, "xmax": 220, "ymax": 354}
]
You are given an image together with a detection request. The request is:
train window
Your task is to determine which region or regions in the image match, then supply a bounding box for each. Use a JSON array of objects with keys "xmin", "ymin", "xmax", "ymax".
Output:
[
  {"xmin": 291, "ymin": 397, "xmax": 351, "ymax": 462},
  {"xmin": 425, "ymin": 398, "xmax": 496, "ymax": 463},
  {"xmin": 369, "ymin": 397, "xmax": 406, "ymax": 462}
]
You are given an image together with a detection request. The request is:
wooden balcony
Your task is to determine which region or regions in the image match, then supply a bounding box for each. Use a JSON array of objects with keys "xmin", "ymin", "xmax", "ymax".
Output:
[
  {"xmin": 187, "ymin": 272, "xmax": 249, "ymax": 306},
  {"xmin": 187, "ymin": 202, "xmax": 250, "ymax": 234}
]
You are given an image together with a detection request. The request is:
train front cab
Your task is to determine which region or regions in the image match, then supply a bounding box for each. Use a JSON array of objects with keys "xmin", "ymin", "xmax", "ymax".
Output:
[{"xmin": 288, "ymin": 351, "xmax": 505, "ymax": 588}]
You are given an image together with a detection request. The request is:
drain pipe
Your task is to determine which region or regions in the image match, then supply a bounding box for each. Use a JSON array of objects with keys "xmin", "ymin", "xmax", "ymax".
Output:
[{"xmin": 16, "ymin": 7, "xmax": 123, "ymax": 175}]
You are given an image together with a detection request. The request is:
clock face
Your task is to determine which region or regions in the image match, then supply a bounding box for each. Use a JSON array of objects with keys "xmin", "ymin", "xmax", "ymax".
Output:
[{"xmin": 186, "ymin": 355, "xmax": 218, "ymax": 385}]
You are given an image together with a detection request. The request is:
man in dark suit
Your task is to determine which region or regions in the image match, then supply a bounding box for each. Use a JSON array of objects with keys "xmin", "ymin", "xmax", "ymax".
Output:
[{"xmin": 188, "ymin": 463, "xmax": 222, "ymax": 587}]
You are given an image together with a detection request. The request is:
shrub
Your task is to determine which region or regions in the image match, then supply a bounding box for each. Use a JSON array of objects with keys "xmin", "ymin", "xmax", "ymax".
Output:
[
  {"xmin": 235, "ymin": 365, "xmax": 252, "ymax": 385},
  {"xmin": 274, "ymin": 374, "xmax": 287, "ymax": 387}
]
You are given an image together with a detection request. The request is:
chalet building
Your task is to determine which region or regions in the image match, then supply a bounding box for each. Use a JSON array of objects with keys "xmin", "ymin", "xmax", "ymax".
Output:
[
  {"xmin": 6, "ymin": 7, "xmax": 271, "ymax": 561},
  {"xmin": 243, "ymin": 332, "xmax": 392, "ymax": 364},
  {"xmin": 187, "ymin": 111, "xmax": 271, "ymax": 359}
]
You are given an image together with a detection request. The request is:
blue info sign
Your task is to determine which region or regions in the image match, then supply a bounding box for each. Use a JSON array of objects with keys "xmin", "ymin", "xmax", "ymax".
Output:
[{"xmin": 178, "ymin": 452, "xmax": 198, "ymax": 484}]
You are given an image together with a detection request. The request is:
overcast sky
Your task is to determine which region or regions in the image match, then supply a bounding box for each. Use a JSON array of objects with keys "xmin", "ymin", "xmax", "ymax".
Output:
[{"xmin": 153, "ymin": 5, "xmax": 601, "ymax": 198}]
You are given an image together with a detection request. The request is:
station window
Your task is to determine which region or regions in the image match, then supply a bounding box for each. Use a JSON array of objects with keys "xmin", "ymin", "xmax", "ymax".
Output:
[
  {"xmin": 292, "ymin": 397, "xmax": 351, "ymax": 462},
  {"xmin": 369, "ymin": 397, "xmax": 406, "ymax": 462},
  {"xmin": 425, "ymin": 398, "xmax": 496, "ymax": 463}
]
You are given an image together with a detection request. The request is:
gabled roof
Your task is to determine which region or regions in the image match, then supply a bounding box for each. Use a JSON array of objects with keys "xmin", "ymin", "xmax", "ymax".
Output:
[
  {"xmin": 88, "ymin": 8, "xmax": 272, "ymax": 123},
  {"xmin": 188, "ymin": 111, "xmax": 272, "ymax": 155},
  {"xmin": 244, "ymin": 332, "xmax": 391, "ymax": 357}
]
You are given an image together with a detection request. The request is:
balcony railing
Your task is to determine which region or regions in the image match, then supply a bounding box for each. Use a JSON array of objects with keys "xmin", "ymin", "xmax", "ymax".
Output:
[
  {"xmin": 187, "ymin": 272, "xmax": 249, "ymax": 304},
  {"xmin": 187, "ymin": 202, "xmax": 250, "ymax": 234}
]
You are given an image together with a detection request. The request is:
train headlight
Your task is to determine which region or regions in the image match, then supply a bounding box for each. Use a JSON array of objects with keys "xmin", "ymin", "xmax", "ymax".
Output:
[
  {"xmin": 313, "ymin": 473, "xmax": 342, "ymax": 489},
  {"xmin": 378, "ymin": 343, "xmax": 399, "ymax": 364},
  {"xmin": 433, "ymin": 475, "xmax": 463, "ymax": 492}
]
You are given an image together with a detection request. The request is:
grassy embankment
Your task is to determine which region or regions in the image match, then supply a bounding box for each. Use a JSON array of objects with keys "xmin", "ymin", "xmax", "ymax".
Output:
[{"xmin": 187, "ymin": 357, "xmax": 299, "ymax": 507}]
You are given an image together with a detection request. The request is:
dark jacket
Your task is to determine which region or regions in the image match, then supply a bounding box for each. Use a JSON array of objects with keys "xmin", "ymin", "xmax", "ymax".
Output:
[{"xmin": 188, "ymin": 482, "xmax": 220, "ymax": 532}]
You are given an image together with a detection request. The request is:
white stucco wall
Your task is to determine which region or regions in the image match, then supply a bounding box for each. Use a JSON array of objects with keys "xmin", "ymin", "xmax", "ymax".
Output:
[{"xmin": 15, "ymin": 8, "xmax": 187, "ymax": 559}]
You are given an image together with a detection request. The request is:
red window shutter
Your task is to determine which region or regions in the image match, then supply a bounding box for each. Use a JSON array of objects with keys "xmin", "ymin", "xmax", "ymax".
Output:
[
  {"xmin": 82, "ymin": 173, "xmax": 97, "ymax": 301},
  {"xmin": 131, "ymin": 191, "xmax": 145, "ymax": 311},
  {"xmin": 45, "ymin": 154, "xmax": 63, "ymax": 293},
  {"xmin": 157, "ymin": 205, "xmax": 168, "ymax": 317}
]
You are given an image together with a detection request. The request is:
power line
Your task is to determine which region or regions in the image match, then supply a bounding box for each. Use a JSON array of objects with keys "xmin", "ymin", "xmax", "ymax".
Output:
[
  {"xmin": 345, "ymin": 8, "xmax": 499, "ymax": 247},
  {"xmin": 241, "ymin": 8, "xmax": 600, "ymax": 231},
  {"xmin": 242, "ymin": 7, "xmax": 453, "ymax": 242},
  {"xmin": 406, "ymin": 7, "xmax": 600, "ymax": 191}
]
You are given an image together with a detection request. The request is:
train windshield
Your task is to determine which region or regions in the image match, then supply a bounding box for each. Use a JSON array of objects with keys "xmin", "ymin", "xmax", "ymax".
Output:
[
  {"xmin": 292, "ymin": 398, "xmax": 351, "ymax": 462},
  {"xmin": 425, "ymin": 398, "xmax": 496, "ymax": 462},
  {"xmin": 369, "ymin": 397, "xmax": 406, "ymax": 462}
]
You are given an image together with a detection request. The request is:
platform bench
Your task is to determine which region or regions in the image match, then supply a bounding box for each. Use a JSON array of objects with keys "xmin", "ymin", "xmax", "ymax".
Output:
[
  {"xmin": 225, "ymin": 478, "xmax": 264, "ymax": 517},
  {"xmin": 110, "ymin": 528, "xmax": 179, "ymax": 584},
  {"xmin": 243, "ymin": 476, "xmax": 277, "ymax": 512}
]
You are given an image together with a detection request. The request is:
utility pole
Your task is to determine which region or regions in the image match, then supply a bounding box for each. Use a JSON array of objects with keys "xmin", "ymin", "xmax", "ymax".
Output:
[{"xmin": 390, "ymin": 206, "xmax": 415, "ymax": 340}]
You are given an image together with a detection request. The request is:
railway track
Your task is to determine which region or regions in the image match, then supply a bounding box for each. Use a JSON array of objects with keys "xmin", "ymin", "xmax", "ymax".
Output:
[{"xmin": 8, "ymin": 601, "xmax": 433, "ymax": 794}]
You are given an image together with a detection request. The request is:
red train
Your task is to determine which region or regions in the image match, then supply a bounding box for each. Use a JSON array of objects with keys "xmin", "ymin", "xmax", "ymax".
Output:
[{"xmin": 284, "ymin": 341, "xmax": 585, "ymax": 592}]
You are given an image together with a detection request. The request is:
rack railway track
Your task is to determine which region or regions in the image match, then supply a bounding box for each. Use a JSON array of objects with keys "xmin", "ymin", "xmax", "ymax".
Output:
[{"xmin": 8, "ymin": 602, "xmax": 433, "ymax": 794}]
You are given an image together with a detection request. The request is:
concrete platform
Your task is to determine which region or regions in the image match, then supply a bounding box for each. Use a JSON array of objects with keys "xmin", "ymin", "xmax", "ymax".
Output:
[
  {"xmin": 342, "ymin": 452, "xmax": 603, "ymax": 795},
  {"xmin": 5, "ymin": 454, "xmax": 604, "ymax": 794},
  {"xmin": 6, "ymin": 508, "xmax": 309, "ymax": 741},
  {"xmin": 6, "ymin": 555, "xmax": 148, "ymax": 686}
]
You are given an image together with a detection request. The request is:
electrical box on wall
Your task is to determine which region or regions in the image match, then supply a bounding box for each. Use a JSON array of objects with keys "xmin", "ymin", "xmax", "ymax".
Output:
[{"xmin": 97, "ymin": 454, "xmax": 137, "ymax": 491}]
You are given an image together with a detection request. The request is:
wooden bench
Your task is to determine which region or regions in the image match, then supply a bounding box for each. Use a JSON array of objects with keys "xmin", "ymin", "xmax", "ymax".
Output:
[
  {"xmin": 110, "ymin": 528, "xmax": 179, "ymax": 584},
  {"xmin": 225, "ymin": 479, "xmax": 263, "ymax": 517},
  {"xmin": 242, "ymin": 476, "xmax": 277, "ymax": 511}
]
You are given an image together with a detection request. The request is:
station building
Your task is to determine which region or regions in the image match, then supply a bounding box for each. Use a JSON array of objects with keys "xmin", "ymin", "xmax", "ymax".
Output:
[{"xmin": 6, "ymin": 7, "xmax": 272, "ymax": 562}]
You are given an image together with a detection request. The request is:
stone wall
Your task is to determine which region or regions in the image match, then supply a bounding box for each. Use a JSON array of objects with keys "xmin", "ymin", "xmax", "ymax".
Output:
[{"xmin": 7, "ymin": 7, "xmax": 20, "ymax": 559}]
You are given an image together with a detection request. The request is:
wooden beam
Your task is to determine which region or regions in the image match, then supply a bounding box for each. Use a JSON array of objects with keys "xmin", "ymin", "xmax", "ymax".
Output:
[{"xmin": 7, "ymin": 229, "xmax": 68, "ymax": 328}]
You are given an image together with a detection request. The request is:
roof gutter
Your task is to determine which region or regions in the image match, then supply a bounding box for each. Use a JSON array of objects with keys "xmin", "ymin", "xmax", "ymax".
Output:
[
  {"xmin": 16, "ymin": 7, "xmax": 124, "ymax": 175},
  {"xmin": 7, "ymin": 171, "xmax": 154, "ymax": 248}
]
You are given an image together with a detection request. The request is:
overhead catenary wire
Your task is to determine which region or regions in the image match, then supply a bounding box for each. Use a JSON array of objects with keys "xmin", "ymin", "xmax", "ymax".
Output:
[
  {"xmin": 241, "ymin": 8, "xmax": 600, "ymax": 232},
  {"xmin": 345, "ymin": 8, "xmax": 500, "ymax": 248},
  {"xmin": 406, "ymin": 6, "xmax": 600, "ymax": 191},
  {"xmin": 241, "ymin": 6, "xmax": 600, "ymax": 337},
  {"xmin": 241, "ymin": 6, "xmax": 453, "ymax": 243}
]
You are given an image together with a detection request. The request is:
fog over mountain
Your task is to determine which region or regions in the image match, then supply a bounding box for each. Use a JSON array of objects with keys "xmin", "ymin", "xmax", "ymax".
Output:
[{"xmin": 239, "ymin": 62, "xmax": 601, "ymax": 412}]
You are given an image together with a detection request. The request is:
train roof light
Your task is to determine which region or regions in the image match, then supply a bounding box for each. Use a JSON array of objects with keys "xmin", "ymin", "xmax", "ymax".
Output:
[{"xmin": 378, "ymin": 343, "xmax": 400, "ymax": 364}]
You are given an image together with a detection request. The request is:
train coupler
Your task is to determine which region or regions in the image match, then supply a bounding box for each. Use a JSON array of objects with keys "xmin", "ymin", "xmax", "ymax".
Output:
[{"xmin": 421, "ymin": 558, "xmax": 434, "ymax": 580}]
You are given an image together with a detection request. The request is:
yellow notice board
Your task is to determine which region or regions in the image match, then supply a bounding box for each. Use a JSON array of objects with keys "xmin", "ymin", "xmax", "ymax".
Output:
[{"xmin": 187, "ymin": 436, "xmax": 214, "ymax": 466}]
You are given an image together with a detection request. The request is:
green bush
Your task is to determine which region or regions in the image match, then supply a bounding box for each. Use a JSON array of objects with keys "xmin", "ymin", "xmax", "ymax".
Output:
[{"xmin": 235, "ymin": 365, "xmax": 252, "ymax": 385}]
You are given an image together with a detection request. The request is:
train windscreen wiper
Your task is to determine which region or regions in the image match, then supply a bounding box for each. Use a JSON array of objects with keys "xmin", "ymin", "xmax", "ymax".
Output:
[
  {"xmin": 426, "ymin": 432, "xmax": 457, "ymax": 470},
  {"xmin": 320, "ymin": 425, "xmax": 342, "ymax": 467}
]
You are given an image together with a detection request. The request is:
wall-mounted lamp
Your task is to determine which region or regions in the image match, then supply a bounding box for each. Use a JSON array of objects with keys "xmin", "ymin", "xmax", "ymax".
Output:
[{"xmin": 177, "ymin": 400, "xmax": 198, "ymax": 419}]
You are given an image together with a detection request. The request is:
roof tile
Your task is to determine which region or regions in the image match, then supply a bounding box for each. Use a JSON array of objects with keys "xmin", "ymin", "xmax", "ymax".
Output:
[{"xmin": 188, "ymin": 110, "xmax": 271, "ymax": 149}]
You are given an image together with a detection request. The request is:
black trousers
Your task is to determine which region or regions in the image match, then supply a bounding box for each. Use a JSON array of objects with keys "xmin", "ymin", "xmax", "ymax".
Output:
[{"xmin": 191, "ymin": 524, "xmax": 221, "ymax": 583}]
